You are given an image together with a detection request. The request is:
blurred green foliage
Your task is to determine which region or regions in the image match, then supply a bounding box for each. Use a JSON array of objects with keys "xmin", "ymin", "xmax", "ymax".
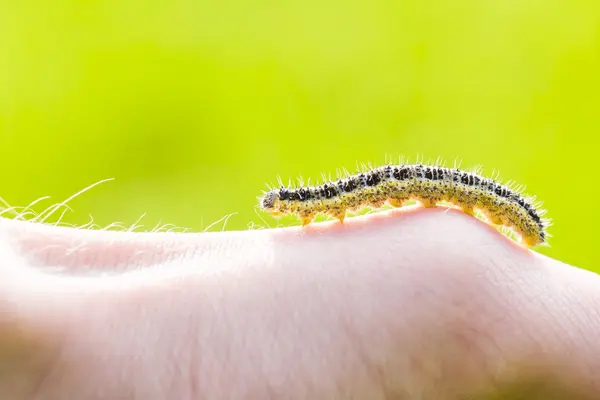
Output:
[{"xmin": 0, "ymin": 1, "xmax": 599, "ymax": 270}]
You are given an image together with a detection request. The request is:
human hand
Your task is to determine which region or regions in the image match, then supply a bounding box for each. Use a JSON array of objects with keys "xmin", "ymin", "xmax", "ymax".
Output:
[{"xmin": 1, "ymin": 207, "xmax": 599, "ymax": 399}]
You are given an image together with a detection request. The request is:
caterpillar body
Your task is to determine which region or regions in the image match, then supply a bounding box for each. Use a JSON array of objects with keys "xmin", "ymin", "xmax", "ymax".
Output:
[{"xmin": 259, "ymin": 163, "xmax": 550, "ymax": 247}]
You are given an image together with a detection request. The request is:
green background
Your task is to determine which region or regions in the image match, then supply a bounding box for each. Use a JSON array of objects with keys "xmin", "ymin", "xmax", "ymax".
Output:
[{"xmin": 0, "ymin": 1, "xmax": 598, "ymax": 270}]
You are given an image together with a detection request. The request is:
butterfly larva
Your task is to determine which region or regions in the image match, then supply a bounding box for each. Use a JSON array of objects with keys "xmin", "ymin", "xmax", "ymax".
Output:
[{"xmin": 259, "ymin": 163, "xmax": 550, "ymax": 247}]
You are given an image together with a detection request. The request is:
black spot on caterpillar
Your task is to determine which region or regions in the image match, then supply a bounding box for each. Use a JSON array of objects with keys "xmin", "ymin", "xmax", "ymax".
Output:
[{"xmin": 259, "ymin": 163, "xmax": 551, "ymax": 247}]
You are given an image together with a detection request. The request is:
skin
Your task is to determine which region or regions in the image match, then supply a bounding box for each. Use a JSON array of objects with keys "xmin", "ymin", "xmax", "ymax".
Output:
[{"xmin": 0, "ymin": 206, "xmax": 599, "ymax": 399}]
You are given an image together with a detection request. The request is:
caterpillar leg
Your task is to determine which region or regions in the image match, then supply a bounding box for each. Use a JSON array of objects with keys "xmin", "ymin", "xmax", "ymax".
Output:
[
  {"xmin": 331, "ymin": 212, "xmax": 345, "ymax": 223},
  {"xmin": 370, "ymin": 200, "xmax": 385, "ymax": 208},
  {"xmin": 522, "ymin": 234, "xmax": 540, "ymax": 247},
  {"xmin": 387, "ymin": 199, "xmax": 406, "ymax": 208},
  {"xmin": 299, "ymin": 212, "xmax": 315, "ymax": 227},
  {"xmin": 486, "ymin": 214, "xmax": 504, "ymax": 225},
  {"xmin": 325, "ymin": 204, "xmax": 347, "ymax": 223},
  {"xmin": 421, "ymin": 199, "xmax": 437, "ymax": 208},
  {"xmin": 461, "ymin": 206, "xmax": 475, "ymax": 216}
]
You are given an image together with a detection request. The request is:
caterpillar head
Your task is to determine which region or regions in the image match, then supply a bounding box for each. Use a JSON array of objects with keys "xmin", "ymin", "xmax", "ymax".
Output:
[{"xmin": 260, "ymin": 190, "xmax": 280, "ymax": 212}]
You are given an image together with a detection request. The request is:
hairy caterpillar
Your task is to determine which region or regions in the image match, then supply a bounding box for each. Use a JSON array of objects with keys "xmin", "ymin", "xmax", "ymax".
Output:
[{"xmin": 259, "ymin": 163, "xmax": 550, "ymax": 247}]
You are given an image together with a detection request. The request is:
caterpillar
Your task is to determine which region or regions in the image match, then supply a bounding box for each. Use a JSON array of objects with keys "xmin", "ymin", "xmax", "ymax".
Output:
[{"xmin": 259, "ymin": 163, "xmax": 550, "ymax": 247}]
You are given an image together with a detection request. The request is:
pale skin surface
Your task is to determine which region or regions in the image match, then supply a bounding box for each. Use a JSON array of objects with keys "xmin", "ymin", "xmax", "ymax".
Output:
[{"xmin": 1, "ymin": 206, "xmax": 599, "ymax": 399}]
